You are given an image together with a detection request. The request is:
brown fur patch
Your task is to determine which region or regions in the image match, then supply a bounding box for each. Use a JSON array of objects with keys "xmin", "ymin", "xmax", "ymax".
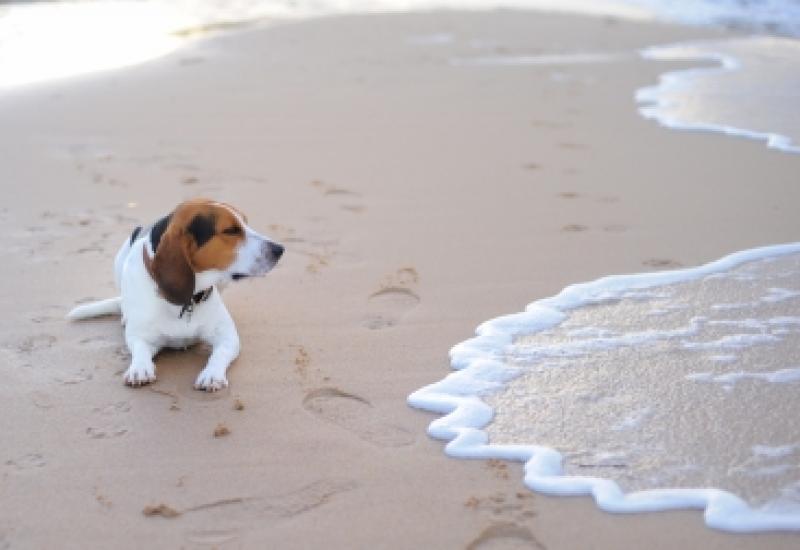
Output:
[
  {"xmin": 149, "ymin": 199, "xmax": 247, "ymax": 304},
  {"xmin": 171, "ymin": 199, "xmax": 245, "ymax": 271}
]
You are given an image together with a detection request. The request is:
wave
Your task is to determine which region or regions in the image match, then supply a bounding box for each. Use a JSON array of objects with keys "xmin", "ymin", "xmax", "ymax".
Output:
[
  {"xmin": 637, "ymin": 37, "xmax": 800, "ymax": 154},
  {"xmin": 409, "ymin": 243, "xmax": 800, "ymax": 532}
]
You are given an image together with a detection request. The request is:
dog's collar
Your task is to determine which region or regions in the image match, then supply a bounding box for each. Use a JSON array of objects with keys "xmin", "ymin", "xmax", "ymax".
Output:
[
  {"xmin": 180, "ymin": 287, "xmax": 213, "ymax": 318},
  {"xmin": 142, "ymin": 246, "xmax": 213, "ymax": 318}
]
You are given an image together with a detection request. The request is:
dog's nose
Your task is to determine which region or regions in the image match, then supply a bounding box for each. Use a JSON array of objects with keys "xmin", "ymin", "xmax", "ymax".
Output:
[{"xmin": 269, "ymin": 242, "xmax": 285, "ymax": 259}]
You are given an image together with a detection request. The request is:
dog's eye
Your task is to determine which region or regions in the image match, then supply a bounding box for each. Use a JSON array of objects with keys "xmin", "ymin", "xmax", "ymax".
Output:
[{"xmin": 223, "ymin": 226, "xmax": 242, "ymax": 236}]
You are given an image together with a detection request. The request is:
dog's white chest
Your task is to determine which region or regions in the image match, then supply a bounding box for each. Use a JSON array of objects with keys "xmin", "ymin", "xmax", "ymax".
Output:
[
  {"xmin": 156, "ymin": 313, "xmax": 206, "ymax": 348},
  {"xmin": 164, "ymin": 335, "xmax": 201, "ymax": 349}
]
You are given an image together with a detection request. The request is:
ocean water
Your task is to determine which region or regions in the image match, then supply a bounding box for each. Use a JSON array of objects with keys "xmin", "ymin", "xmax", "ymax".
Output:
[
  {"xmin": 624, "ymin": 0, "xmax": 800, "ymax": 151},
  {"xmin": 491, "ymin": 252, "xmax": 800, "ymax": 512},
  {"xmin": 637, "ymin": 36, "xmax": 800, "ymax": 153},
  {"xmin": 409, "ymin": 245, "xmax": 800, "ymax": 532},
  {"xmin": 624, "ymin": 0, "xmax": 800, "ymax": 37}
]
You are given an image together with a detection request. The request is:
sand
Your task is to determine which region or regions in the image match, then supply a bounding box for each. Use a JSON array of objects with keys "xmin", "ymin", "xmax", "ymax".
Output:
[{"xmin": 1, "ymin": 9, "xmax": 799, "ymax": 549}]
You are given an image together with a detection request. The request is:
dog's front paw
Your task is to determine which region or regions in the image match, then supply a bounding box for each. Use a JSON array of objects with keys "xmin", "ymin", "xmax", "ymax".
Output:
[
  {"xmin": 123, "ymin": 362, "xmax": 156, "ymax": 387},
  {"xmin": 194, "ymin": 369, "xmax": 228, "ymax": 392}
]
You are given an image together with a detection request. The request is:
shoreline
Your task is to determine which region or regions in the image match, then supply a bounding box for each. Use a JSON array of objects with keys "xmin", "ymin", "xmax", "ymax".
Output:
[
  {"xmin": 636, "ymin": 37, "xmax": 800, "ymax": 154},
  {"xmin": 410, "ymin": 242, "xmax": 800, "ymax": 533},
  {"xmin": 1, "ymin": 9, "xmax": 799, "ymax": 548}
]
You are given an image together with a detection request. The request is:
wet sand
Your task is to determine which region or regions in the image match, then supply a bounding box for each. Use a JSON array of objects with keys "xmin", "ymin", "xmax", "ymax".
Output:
[{"xmin": 1, "ymin": 10, "xmax": 799, "ymax": 549}]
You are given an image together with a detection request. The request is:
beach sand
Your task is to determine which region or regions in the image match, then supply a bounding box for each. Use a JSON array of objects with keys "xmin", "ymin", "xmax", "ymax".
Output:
[{"xmin": 1, "ymin": 10, "xmax": 798, "ymax": 549}]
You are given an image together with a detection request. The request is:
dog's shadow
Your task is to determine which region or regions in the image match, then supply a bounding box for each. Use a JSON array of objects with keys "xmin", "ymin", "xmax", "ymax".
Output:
[{"xmin": 150, "ymin": 344, "xmax": 226, "ymax": 401}]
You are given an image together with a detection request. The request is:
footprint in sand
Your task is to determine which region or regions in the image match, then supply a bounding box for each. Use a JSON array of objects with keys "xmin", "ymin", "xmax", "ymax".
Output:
[
  {"xmin": 30, "ymin": 314, "xmax": 58, "ymax": 324},
  {"xmin": 29, "ymin": 391, "xmax": 55, "ymax": 410},
  {"xmin": 5, "ymin": 452, "xmax": 46, "ymax": 471},
  {"xmin": 87, "ymin": 400, "xmax": 131, "ymax": 438},
  {"xmin": 310, "ymin": 180, "xmax": 367, "ymax": 213},
  {"xmin": 643, "ymin": 258, "xmax": 682, "ymax": 269},
  {"xmin": 15, "ymin": 334, "xmax": 57, "ymax": 354},
  {"xmin": 310, "ymin": 179, "xmax": 360, "ymax": 198},
  {"xmin": 93, "ymin": 401, "xmax": 131, "ymax": 415},
  {"xmin": 93, "ymin": 486, "xmax": 113, "ymax": 510},
  {"xmin": 303, "ymin": 387, "xmax": 415, "ymax": 447},
  {"xmin": 293, "ymin": 345, "xmax": 311, "ymax": 380},
  {"xmin": 54, "ymin": 367, "xmax": 94, "ymax": 386},
  {"xmin": 86, "ymin": 426, "xmax": 128, "ymax": 439},
  {"xmin": 464, "ymin": 490, "xmax": 537, "ymax": 522},
  {"xmin": 77, "ymin": 335, "xmax": 117, "ymax": 350},
  {"xmin": 304, "ymin": 251, "xmax": 331, "ymax": 275},
  {"xmin": 364, "ymin": 267, "xmax": 420, "ymax": 330},
  {"xmin": 467, "ymin": 523, "xmax": 545, "ymax": 550},
  {"xmin": 365, "ymin": 287, "xmax": 420, "ymax": 329},
  {"xmin": 149, "ymin": 387, "xmax": 181, "ymax": 411},
  {"xmin": 323, "ymin": 187, "xmax": 359, "ymax": 197},
  {"xmin": 174, "ymin": 478, "xmax": 357, "ymax": 543},
  {"xmin": 270, "ymin": 478, "xmax": 359, "ymax": 518},
  {"xmin": 274, "ymin": 222, "xmax": 338, "ymax": 275},
  {"xmin": 75, "ymin": 242, "xmax": 105, "ymax": 254}
]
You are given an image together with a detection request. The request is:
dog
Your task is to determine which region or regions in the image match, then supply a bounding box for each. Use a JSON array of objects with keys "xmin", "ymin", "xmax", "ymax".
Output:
[{"xmin": 67, "ymin": 199, "xmax": 284, "ymax": 391}]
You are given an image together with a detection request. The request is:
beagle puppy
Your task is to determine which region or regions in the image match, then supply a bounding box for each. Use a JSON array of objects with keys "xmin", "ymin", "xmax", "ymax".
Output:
[{"xmin": 68, "ymin": 199, "xmax": 284, "ymax": 391}]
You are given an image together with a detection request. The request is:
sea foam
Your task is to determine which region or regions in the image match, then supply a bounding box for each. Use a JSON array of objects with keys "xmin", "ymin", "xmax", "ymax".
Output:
[
  {"xmin": 408, "ymin": 243, "xmax": 800, "ymax": 532},
  {"xmin": 637, "ymin": 37, "xmax": 800, "ymax": 154}
]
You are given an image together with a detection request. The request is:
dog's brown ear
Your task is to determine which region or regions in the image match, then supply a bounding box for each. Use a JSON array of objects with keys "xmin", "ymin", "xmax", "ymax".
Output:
[{"xmin": 151, "ymin": 228, "xmax": 195, "ymax": 306}]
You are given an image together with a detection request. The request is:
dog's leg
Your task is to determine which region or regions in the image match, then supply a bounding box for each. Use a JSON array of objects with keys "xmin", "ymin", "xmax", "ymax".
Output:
[
  {"xmin": 123, "ymin": 337, "xmax": 158, "ymax": 387},
  {"xmin": 196, "ymin": 319, "xmax": 240, "ymax": 392}
]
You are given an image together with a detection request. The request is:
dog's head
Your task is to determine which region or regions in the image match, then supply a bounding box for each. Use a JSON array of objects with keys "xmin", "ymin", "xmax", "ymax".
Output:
[{"xmin": 148, "ymin": 199, "xmax": 284, "ymax": 306}]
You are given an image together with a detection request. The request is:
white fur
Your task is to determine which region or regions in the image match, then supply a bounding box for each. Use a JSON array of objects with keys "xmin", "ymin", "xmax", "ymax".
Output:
[
  {"xmin": 68, "ymin": 207, "xmax": 282, "ymax": 391},
  {"xmin": 66, "ymin": 297, "xmax": 121, "ymax": 320}
]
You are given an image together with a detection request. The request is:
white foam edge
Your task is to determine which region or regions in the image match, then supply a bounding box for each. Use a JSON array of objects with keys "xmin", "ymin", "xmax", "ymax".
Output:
[
  {"xmin": 408, "ymin": 241, "xmax": 800, "ymax": 532},
  {"xmin": 688, "ymin": 367, "xmax": 800, "ymax": 385},
  {"xmin": 635, "ymin": 43, "xmax": 800, "ymax": 154}
]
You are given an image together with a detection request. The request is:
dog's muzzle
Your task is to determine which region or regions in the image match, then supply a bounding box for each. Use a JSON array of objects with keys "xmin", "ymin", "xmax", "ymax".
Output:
[{"xmin": 267, "ymin": 242, "xmax": 285, "ymax": 261}]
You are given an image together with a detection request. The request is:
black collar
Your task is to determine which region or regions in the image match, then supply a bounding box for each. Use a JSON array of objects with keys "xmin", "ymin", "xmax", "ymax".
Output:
[
  {"xmin": 140, "ymin": 245, "xmax": 214, "ymax": 318},
  {"xmin": 179, "ymin": 287, "xmax": 213, "ymax": 318}
]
